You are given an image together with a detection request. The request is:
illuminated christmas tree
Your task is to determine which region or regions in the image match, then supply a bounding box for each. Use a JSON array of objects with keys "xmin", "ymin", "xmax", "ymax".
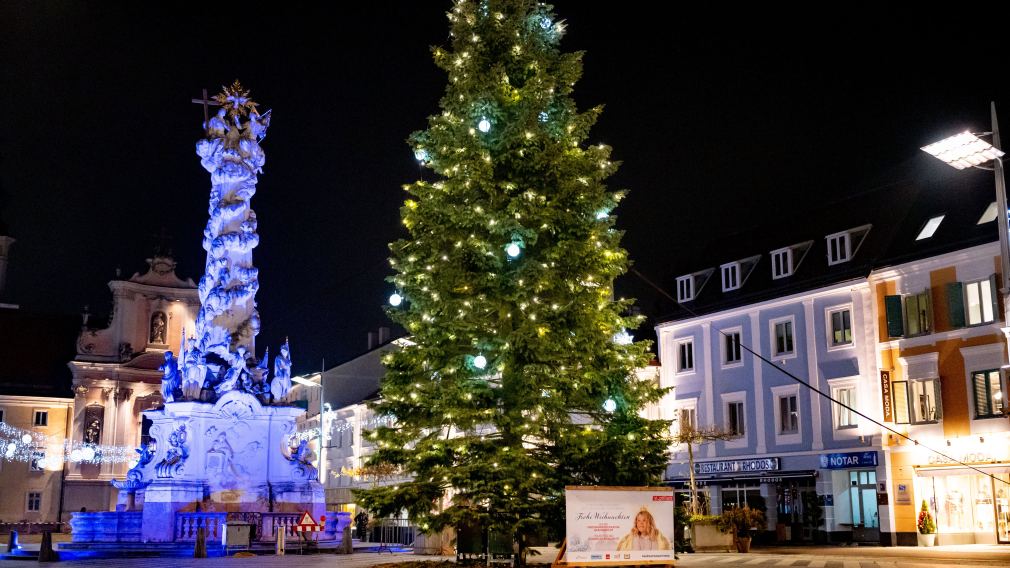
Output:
[{"xmin": 356, "ymin": 0, "xmax": 670, "ymax": 553}]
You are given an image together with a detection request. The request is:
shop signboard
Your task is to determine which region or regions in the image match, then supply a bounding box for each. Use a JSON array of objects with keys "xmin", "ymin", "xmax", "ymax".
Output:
[
  {"xmin": 895, "ymin": 483, "xmax": 911, "ymax": 505},
  {"xmin": 819, "ymin": 451, "xmax": 878, "ymax": 469},
  {"xmin": 564, "ymin": 486, "xmax": 675, "ymax": 565},
  {"xmin": 880, "ymin": 370, "xmax": 893, "ymax": 422},
  {"xmin": 694, "ymin": 458, "xmax": 780, "ymax": 474}
]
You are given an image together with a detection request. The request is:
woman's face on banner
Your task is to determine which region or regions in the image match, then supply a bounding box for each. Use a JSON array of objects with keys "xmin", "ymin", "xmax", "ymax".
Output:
[{"xmin": 635, "ymin": 512, "xmax": 649, "ymax": 533}]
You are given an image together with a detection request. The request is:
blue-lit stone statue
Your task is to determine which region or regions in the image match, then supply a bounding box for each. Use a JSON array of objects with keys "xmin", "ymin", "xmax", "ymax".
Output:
[{"xmin": 81, "ymin": 83, "xmax": 329, "ymax": 547}]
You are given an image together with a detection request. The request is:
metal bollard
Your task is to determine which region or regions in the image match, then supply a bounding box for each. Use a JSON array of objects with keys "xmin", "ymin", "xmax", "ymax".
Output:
[
  {"xmin": 275, "ymin": 526, "xmax": 286, "ymax": 556},
  {"xmin": 6, "ymin": 530, "xmax": 18, "ymax": 553},
  {"xmin": 38, "ymin": 530, "xmax": 57, "ymax": 563}
]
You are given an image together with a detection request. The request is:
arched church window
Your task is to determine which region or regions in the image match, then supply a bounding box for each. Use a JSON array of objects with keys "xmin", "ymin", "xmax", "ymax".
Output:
[
  {"xmin": 83, "ymin": 404, "xmax": 104, "ymax": 445},
  {"xmin": 150, "ymin": 311, "xmax": 167, "ymax": 345}
]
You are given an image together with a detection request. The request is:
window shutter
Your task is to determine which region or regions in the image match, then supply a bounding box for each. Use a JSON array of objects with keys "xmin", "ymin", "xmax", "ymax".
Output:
[
  {"xmin": 893, "ymin": 381, "xmax": 909, "ymax": 424},
  {"xmin": 885, "ymin": 295, "xmax": 904, "ymax": 337},
  {"xmin": 990, "ymin": 274, "xmax": 1001, "ymax": 322},
  {"xmin": 946, "ymin": 282, "xmax": 966, "ymax": 329},
  {"xmin": 973, "ymin": 373, "xmax": 990, "ymax": 417},
  {"xmin": 932, "ymin": 378, "xmax": 943, "ymax": 419}
]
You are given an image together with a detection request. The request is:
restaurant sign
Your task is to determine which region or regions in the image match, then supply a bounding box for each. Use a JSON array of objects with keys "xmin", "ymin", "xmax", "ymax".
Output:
[{"xmin": 695, "ymin": 458, "xmax": 780, "ymax": 474}]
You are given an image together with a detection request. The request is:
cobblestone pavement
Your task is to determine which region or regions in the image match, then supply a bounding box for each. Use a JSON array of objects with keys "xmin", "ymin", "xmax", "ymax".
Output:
[{"xmin": 3, "ymin": 547, "xmax": 1010, "ymax": 567}]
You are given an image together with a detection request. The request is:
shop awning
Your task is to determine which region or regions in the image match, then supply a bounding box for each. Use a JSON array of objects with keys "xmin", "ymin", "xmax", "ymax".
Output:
[{"xmin": 664, "ymin": 470, "xmax": 817, "ymax": 487}]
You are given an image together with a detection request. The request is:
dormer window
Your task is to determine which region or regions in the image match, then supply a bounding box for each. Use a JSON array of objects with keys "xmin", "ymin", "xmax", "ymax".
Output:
[
  {"xmin": 675, "ymin": 268, "xmax": 714, "ymax": 303},
  {"xmin": 721, "ymin": 263, "xmax": 740, "ymax": 292},
  {"xmin": 770, "ymin": 241, "xmax": 812, "ymax": 280},
  {"xmin": 825, "ymin": 225, "xmax": 871, "ymax": 266},
  {"xmin": 676, "ymin": 275, "xmax": 695, "ymax": 303},
  {"xmin": 718, "ymin": 255, "xmax": 760, "ymax": 292}
]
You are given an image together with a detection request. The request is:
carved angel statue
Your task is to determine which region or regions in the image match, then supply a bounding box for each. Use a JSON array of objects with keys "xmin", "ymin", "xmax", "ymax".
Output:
[
  {"xmin": 270, "ymin": 341, "xmax": 292, "ymax": 402},
  {"xmin": 215, "ymin": 346, "xmax": 249, "ymax": 395},
  {"xmin": 181, "ymin": 337, "xmax": 205, "ymax": 399},
  {"xmin": 159, "ymin": 351, "xmax": 181, "ymax": 403}
]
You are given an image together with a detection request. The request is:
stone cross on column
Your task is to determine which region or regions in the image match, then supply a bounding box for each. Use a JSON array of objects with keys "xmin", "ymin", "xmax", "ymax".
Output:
[{"xmin": 191, "ymin": 88, "xmax": 221, "ymax": 130}]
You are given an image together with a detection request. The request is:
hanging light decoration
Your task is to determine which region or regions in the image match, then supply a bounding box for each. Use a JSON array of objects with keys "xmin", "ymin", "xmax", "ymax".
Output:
[
  {"xmin": 389, "ymin": 292, "xmax": 404, "ymax": 307},
  {"xmin": 505, "ymin": 241, "xmax": 522, "ymax": 258},
  {"xmin": 603, "ymin": 398, "xmax": 617, "ymax": 413},
  {"xmin": 473, "ymin": 354, "xmax": 488, "ymax": 370},
  {"xmin": 478, "ymin": 117, "xmax": 491, "ymax": 133}
]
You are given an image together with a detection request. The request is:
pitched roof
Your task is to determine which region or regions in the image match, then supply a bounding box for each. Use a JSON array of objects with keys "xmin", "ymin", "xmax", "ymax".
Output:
[{"xmin": 657, "ymin": 155, "xmax": 997, "ymax": 324}]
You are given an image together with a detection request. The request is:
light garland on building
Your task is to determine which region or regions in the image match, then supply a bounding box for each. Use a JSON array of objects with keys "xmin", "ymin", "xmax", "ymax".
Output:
[{"xmin": 0, "ymin": 421, "xmax": 136, "ymax": 468}]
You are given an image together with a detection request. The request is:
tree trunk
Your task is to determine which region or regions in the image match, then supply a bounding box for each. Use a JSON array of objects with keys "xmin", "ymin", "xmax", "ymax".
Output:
[{"xmin": 687, "ymin": 441, "xmax": 698, "ymax": 516}]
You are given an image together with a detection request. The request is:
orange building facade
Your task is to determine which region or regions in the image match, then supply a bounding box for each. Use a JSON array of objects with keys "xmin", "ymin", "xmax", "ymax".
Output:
[{"xmin": 871, "ymin": 242, "xmax": 1010, "ymax": 545}]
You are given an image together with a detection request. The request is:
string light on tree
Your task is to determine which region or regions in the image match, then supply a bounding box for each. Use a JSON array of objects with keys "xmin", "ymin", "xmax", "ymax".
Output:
[
  {"xmin": 414, "ymin": 149, "xmax": 429, "ymax": 162},
  {"xmin": 603, "ymin": 398, "xmax": 617, "ymax": 413},
  {"xmin": 477, "ymin": 117, "xmax": 491, "ymax": 133},
  {"xmin": 389, "ymin": 292, "xmax": 403, "ymax": 307}
]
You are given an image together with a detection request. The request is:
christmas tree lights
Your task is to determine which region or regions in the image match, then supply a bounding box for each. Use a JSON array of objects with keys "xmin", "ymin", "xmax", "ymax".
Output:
[{"xmin": 356, "ymin": 0, "xmax": 670, "ymax": 555}]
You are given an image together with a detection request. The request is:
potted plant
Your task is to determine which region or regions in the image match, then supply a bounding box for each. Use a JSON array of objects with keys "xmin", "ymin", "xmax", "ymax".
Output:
[
  {"xmin": 718, "ymin": 505, "xmax": 765, "ymax": 553},
  {"xmin": 916, "ymin": 500, "xmax": 936, "ymax": 546},
  {"xmin": 688, "ymin": 514, "xmax": 733, "ymax": 552}
]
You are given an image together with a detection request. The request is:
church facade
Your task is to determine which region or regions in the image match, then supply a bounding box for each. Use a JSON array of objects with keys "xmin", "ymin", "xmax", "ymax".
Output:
[{"xmin": 64, "ymin": 254, "xmax": 199, "ymax": 512}]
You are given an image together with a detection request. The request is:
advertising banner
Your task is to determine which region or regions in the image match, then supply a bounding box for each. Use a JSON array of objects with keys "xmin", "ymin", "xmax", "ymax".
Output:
[{"xmin": 564, "ymin": 486, "xmax": 675, "ymax": 565}]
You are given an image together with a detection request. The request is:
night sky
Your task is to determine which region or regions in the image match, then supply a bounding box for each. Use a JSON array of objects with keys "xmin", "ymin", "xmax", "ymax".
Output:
[{"xmin": 1, "ymin": 2, "xmax": 1006, "ymax": 374}]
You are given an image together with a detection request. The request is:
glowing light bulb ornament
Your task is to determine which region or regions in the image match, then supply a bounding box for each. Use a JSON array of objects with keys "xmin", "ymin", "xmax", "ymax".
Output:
[
  {"xmin": 478, "ymin": 117, "xmax": 491, "ymax": 133},
  {"xmin": 603, "ymin": 398, "xmax": 617, "ymax": 413},
  {"xmin": 81, "ymin": 446, "xmax": 96, "ymax": 461},
  {"xmin": 389, "ymin": 292, "xmax": 403, "ymax": 307},
  {"xmin": 36, "ymin": 457, "xmax": 48, "ymax": 469},
  {"xmin": 414, "ymin": 149, "xmax": 429, "ymax": 162},
  {"xmin": 539, "ymin": 111, "xmax": 549, "ymax": 123},
  {"xmin": 505, "ymin": 242, "xmax": 522, "ymax": 258},
  {"xmin": 473, "ymin": 354, "xmax": 488, "ymax": 370},
  {"xmin": 21, "ymin": 434, "xmax": 32, "ymax": 444}
]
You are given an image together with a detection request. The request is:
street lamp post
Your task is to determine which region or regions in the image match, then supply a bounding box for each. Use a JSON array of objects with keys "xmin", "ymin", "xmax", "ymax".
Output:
[{"xmin": 922, "ymin": 102, "xmax": 1009, "ymax": 361}]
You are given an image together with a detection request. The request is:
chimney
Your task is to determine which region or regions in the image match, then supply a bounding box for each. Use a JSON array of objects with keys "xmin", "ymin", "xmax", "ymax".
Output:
[
  {"xmin": 0, "ymin": 236, "xmax": 14, "ymax": 298},
  {"xmin": 367, "ymin": 331, "xmax": 377, "ymax": 350},
  {"xmin": 378, "ymin": 327, "xmax": 390, "ymax": 345}
]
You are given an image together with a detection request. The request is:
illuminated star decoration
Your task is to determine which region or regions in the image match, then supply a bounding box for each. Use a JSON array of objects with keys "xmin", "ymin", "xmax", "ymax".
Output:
[{"xmin": 214, "ymin": 80, "xmax": 259, "ymax": 118}]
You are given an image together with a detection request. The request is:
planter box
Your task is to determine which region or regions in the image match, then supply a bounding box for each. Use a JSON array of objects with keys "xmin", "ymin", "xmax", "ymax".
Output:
[{"xmin": 691, "ymin": 522, "xmax": 733, "ymax": 552}]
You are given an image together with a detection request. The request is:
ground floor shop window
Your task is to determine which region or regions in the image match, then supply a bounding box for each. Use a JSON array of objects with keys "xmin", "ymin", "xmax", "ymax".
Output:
[
  {"xmin": 918, "ymin": 472, "xmax": 1004, "ymax": 539},
  {"xmin": 721, "ymin": 481, "xmax": 763, "ymax": 511}
]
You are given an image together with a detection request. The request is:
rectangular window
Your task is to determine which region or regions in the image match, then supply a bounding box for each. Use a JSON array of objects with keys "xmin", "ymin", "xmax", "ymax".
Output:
[
  {"xmin": 965, "ymin": 279, "xmax": 996, "ymax": 326},
  {"xmin": 30, "ymin": 450, "xmax": 45, "ymax": 472},
  {"xmin": 724, "ymin": 331, "xmax": 742, "ymax": 364},
  {"xmin": 827, "ymin": 233, "xmax": 850, "ymax": 265},
  {"xmin": 677, "ymin": 276, "xmax": 694, "ymax": 303},
  {"xmin": 771, "ymin": 248, "xmax": 793, "ymax": 279},
  {"xmin": 679, "ymin": 407, "xmax": 696, "ymax": 434},
  {"xmin": 678, "ymin": 340, "xmax": 694, "ymax": 372},
  {"xmin": 33, "ymin": 411, "xmax": 48, "ymax": 427},
  {"xmin": 833, "ymin": 386, "xmax": 858, "ymax": 429},
  {"xmin": 972, "ymin": 370, "xmax": 1004, "ymax": 419},
  {"xmin": 904, "ymin": 290, "xmax": 932, "ymax": 336},
  {"xmin": 727, "ymin": 401, "xmax": 745, "ymax": 436},
  {"xmin": 830, "ymin": 308, "xmax": 853, "ymax": 346},
  {"xmin": 779, "ymin": 395, "xmax": 798, "ymax": 433},
  {"xmin": 26, "ymin": 492, "xmax": 41, "ymax": 513},
  {"xmin": 774, "ymin": 320, "xmax": 794, "ymax": 356},
  {"xmin": 908, "ymin": 379, "xmax": 942, "ymax": 424},
  {"xmin": 721, "ymin": 263, "xmax": 740, "ymax": 292}
]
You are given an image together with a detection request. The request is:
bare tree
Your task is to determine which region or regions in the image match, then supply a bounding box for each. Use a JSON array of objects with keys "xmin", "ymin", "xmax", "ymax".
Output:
[{"xmin": 671, "ymin": 424, "xmax": 737, "ymax": 516}]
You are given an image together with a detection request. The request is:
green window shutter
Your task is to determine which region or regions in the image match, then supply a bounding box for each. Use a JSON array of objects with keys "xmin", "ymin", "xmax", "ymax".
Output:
[
  {"xmin": 947, "ymin": 282, "xmax": 966, "ymax": 328},
  {"xmin": 933, "ymin": 378, "xmax": 943, "ymax": 420},
  {"xmin": 885, "ymin": 295, "xmax": 904, "ymax": 337}
]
